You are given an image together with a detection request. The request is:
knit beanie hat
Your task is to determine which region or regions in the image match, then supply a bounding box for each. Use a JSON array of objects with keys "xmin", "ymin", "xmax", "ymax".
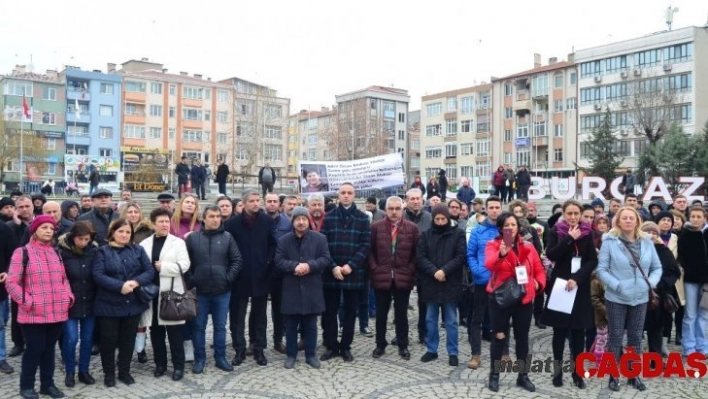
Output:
[
  {"xmin": 591, "ymin": 198, "xmax": 605, "ymax": 209},
  {"xmin": 291, "ymin": 206, "xmax": 309, "ymax": 222},
  {"xmin": 654, "ymin": 210, "xmax": 674, "ymax": 225},
  {"xmin": 431, "ymin": 204, "xmax": 450, "ymax": 220},
  {"xmin": 30, "ymin": 215, "xmax": 56, "ymax": 236},
  {"xmin": 0, "ymin": 197, "xmax": 15, "ymax": 210},
  {"xmin": 640, "ymin": 221, "xmax": 660, "ymax": 236}
]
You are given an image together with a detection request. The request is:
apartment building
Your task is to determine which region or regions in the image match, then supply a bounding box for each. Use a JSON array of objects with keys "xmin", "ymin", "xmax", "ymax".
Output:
[
  {"xmin": 1, "ymin": 66, "xmax": 66, "ymax": 189},
  {"xmin": 288, "ymin": 107, "xmax": 337, "ymax": 171},
  {"xmin": 419, "ymin": 84, "xmax": 494, "ymax": 192},
  {"xmin": 407, "ymin": 110, "xmax": 421, "ymax": 183},
  {"xmin": 61, "ymin": 66, "xmax": 122, "ymax": 188},
  {"xmin": 334, "ymin": 86, "xmax": 410, "ymax": 162},
  {"xmin": 574, "ymin": 26, "xmax": 708, "ymax": 169},
  {"xmin": 492, "ymin": 54, "xmax": 578, "ymax": 179},
  {"xmin": 218, "ymin": 77, "xmax": 290, "ymax": 179}
]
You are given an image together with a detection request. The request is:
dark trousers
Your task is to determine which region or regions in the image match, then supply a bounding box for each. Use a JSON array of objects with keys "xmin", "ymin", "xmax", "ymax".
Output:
[
  {"xmin": 230, "ymin": 296, "xmax": 267, "ymax": 353},
  {"xmin": 417, "ymin": 283, "xmax": 427, "ymax": 340},
  {"xmin": 19, "ymin": 322, "xmax": 64, "ymax": 391},
  {"xmin": 554, "ymin": 327, "xmax": 586, "ymax": 376},
  {"xmin": 178, "ymin": 181, "xmax": 188, "ymax": 196},
  {"xmin": 323, "ymin": 288, "xmax": 359, "ymax": 351},
  {"xmin": 217, "ymin": 181, "xmax": 226, "ymax": 195},
  {"xmin": 673, "ymin": 305, "xmax": 684, "ymax": 341},
  {"xmin": 338, "ymin": 282, "xmax": 370, "ymax": 331},
  {"xmin": 606, "ymin": 300, "xmax": 647, "ymax": 371},
  {"xmin": 488, "ymin": 300, "xmax": 532, "ymax": 371},
  {"xmin": 151, "ymin": 301, "xmax": 185, "ymax": 371},
  {"xmin": 270, "ymin": 279, "xmax": 284, "ymax": 344},
  {"xmin": 470, "ymin": 285, "xmax": 489, "ymax": 356},
  {"xmin": 533, "ymin": 290, "xmax": 545, "ymax": 320},
  {"xmin": 261, "ymin": 182, "xmax": 274, "ymax": 198},
  {"xmin": 284, "ymin": 314, "xmax": 317, "ymax": 359},
  {"xmin": 374, "ymin": 282, "xmax": 411, "ymax": 349},
  {"xmin": 11, "ymin": 300, "xmax": 24, "ymax": 347},
  {"xmin": 192, "ymin": 182, "xmax": 205, "ymax": 199},
  {"xmin": 98, "ymin": 315, "xmax": 140, "ymax": 376},
  {"xmin": 518, "ymin": 185, "xmax": 530, "ymax": 202}
]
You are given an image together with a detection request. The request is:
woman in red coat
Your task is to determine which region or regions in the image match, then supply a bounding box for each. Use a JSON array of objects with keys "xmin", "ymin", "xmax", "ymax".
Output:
[{"xmin": 484, "ymin": 212, "xmax": 546, "ymax": 393}]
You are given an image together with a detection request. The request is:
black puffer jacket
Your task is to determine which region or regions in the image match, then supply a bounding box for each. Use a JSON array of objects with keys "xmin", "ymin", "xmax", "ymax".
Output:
[
  {"xmin": 185, "ymin": 223, "xmax": 242, "ymax": 296},
  {"xmin": 57, "ymin": 233, "xmax": 98, "ymax": 319},
  {"xmin": 416, "ymin": 224, "xmax": 467, "ymax": 304},
  {"xmin": 677, "ymin": 224, "xmax": 708, "ymax": 284},
  {"xmin": 77, "ymin": 208, "xmax": 118, "ymax": 246}
]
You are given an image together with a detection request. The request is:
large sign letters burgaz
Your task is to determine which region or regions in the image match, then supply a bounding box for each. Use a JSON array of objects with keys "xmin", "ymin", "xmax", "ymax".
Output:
[{"xmin": 528, "ymin": 176, "xmax": 705, "ymax": 202}]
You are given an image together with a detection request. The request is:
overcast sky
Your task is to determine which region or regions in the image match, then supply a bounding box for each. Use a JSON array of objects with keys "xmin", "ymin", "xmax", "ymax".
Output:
[{"xmin": 1, "ymin": 0, "xmax": 705, "ymax": 112}]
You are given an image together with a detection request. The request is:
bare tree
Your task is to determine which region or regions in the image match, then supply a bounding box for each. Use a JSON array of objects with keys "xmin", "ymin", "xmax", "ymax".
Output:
[
  {"xmin": 0, "ymin": 117, "xmax": 48, "ymax": 184},
  {"xmin": 327, "ymin": 98, "xmax": 393, "ymax": 161},
  {"xmin": 625, "ymin": 70, "xmax": 683, "ymax": 145}
]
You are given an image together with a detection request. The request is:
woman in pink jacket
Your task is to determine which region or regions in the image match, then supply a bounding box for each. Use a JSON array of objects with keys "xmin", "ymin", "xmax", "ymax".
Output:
[{"xmin": 6, "ymin": 215, "xmax": 74, "ymax": 399}]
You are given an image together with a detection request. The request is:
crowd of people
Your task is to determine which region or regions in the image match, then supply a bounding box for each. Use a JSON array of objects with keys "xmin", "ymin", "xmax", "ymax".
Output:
[{"xmin": 0, "ymin": 180, "xmax": 705, "ymax": 398}]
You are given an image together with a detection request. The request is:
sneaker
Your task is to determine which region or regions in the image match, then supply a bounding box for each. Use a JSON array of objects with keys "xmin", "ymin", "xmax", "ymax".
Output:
[
  {"xmin": 183, "ymin": 340, "xmax": 194, "ymax": 362},
  {"xmin": 284, "ymin": 357, "xmax": 296, "ymax": 369},
  {"xmin": 306, "ymin": 357, "xmax": 321, "ymax": 369},
  {"xmin": 215, "ymin": 359, "xmax": 233, "ymax": 372},
  {"xmin": 449, "ymin": 355, "xmax": 459, "ymax": 366},
  {"xmin": 467, "ymin": 355, "xmax": 481, "ymax": 369},
  {"xmin": 192, "ymin": 362, "xmax": 205, "ymax": 374},
  {"xmin": 360, "ymin": 327, "xmax": 374, "ymax": 337}
]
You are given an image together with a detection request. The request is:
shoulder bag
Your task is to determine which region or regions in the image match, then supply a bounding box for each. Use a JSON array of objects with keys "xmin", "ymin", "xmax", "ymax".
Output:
[
  {"xmin": 491, "ymin": 254, "xmax": 526, "ymax": 309},
  {"xmin": 116, "ymin": 247, "xmax": 158, "ymax": 304},
  {"xmin": 621, "ymin": 242, "xmax": 659, "ymax": 311},
  {"xmin": 159, "ymin": 264, "xmax": 197, "ymax": 321}
]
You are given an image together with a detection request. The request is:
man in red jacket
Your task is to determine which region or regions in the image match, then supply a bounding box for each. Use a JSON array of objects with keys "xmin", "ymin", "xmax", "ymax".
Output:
[{"xmin": 368, "ymin": 196, "xmax": 420, "ymax": 360}]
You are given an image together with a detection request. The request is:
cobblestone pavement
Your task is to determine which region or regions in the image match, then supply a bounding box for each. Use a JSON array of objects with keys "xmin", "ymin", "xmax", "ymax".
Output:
[{"xmin": 0, "ymin": 292, "xmax": 705, "ymax": 398}]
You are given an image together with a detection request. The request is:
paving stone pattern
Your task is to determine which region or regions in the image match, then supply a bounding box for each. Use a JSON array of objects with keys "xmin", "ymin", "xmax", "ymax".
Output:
[{"xmin": 0, "ymin": 292, "xmax": 704, "ymax": 398}]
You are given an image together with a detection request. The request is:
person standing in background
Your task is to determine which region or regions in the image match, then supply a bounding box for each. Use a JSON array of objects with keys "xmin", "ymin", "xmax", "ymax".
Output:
[
  {"xmin": 175, "ymin": 157, "xmax": 190, "ymax": 197},
  {"xmin": 258, "ymin": 162, "xmax": 277, "ymax": 199},
  {"xmin": 215, "ymin": 159, "xmax": 230, "ymax": 196},
  {"xmin": 190, "ymin": 159, "xmax": 207, "ymax": 201}
]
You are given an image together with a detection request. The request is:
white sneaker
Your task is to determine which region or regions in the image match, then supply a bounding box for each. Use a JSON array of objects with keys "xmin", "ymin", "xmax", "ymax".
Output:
[
  {"xmin": 184, "ymin": 340, "xmax": 195, "ymax": 362},
  {"xmin": 135, "ymin": 332, "xmax": 146, "ymax": 353}
]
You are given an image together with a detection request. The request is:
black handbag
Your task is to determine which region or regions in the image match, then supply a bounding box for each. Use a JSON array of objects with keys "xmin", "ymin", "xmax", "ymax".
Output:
[
  {"xmin": 159, "ymin": 266, "xmax": 197, "ymax": 321},
  {"xmin": 135, "ymin": 284, "xmax": 159, "ymax": 303},
  {"xmin": 492, "ymin": 270, "xmax": 526, "ymax": 309}
]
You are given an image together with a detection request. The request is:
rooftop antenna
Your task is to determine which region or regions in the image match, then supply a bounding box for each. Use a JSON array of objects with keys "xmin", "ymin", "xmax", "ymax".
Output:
[
  {"xmin": 28, "ymin": 54, "xmax": 34, "ymax": 72},
  {"xmin": 666, "ymin": 5, "xmax": 679, "ymax": 31}
]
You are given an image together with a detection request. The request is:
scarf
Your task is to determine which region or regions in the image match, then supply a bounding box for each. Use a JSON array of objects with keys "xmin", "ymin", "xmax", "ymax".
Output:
[
  {"xmin": 555, "ymin": 220, "xmax": 592, "ymax": 240},
  {"xmin": 244, "ymin": 211, "xmax": 258, "ymax": 229},
  {"xmin": 659, "ymin": 232, "xmax": 672, "ymax": 246}
]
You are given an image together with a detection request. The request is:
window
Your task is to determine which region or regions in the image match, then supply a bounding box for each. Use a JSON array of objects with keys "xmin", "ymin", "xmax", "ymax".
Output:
[
  {"xmin": 425, "ymin": 146, "xmax": 442, "ymax": 159},
  {"xmin": 125, "ymin": 104, "xmax": 138, "ymax": 115},
  {"xmin": 635, "ymin": 49, "xmax": 660, "ymax": 67},
  {"xmin": 534, "ymin": 121, "xmax": 547, "ymax": 137},
  {"xmin": 169, "ymin": 85, "xmax": 176, "ymax": 95},
  {"xmin": 475, "ymin": 162, "xmax": 490, "ymax": 179},
  {"xmin": 460, "ymin": 143, "xmax": 473, "ymax": 156},
  {"xmin": 45, "ymin": 138, "xmax": 56, "ymax": 150},
  {"xmin": 554, "ymin": 74, "xmax": 563, "ymax": 88},
  {"xmin": 217, "ymin": 90, "xmax": 229, "ymax": 102},
  {"xmin": 614, "ymin": 140, "xmax": 631, "ymax": 156},
  {"xmin": 382, "ymin": 101, "xmax": 395, "ymax": 118},
  {"xmin": 238, "ymin": 101, "xmax": 254, "ymax": 116},
  {"xmin": 554, "ymin": 148, "xmax": 564, "ymax": 162},
  {"xmin": 217, "ymin": 111, "xmax": 228, "ymax": 123},
  {"xmin": 569, "ymin": 72, "xmax": 577, "ymax": 85},
  {"xmin": 125, "ymin": 81, "xmax": 146, "ymax": 92},
  {"xmin": 183, "ymin": 108, "xmax": 202, "ymax": 120},
  {"xmin": 504, "ymin": 152, "xmax": 513, "ymax": 164},
  {"xmin": 517, "ymin": 123, "xmax": 529, "ymax": 138},
  {"xmin": 149, "ymin": 127, "xmax": 162, "ymax": 139},
  {"xmin": 3, "ymin": 81, "xmax": 32, "ymax": 96},
  {"xmin": 47, "ymin": 163, "xmax": 56, "ymax": 175},
  {"xmin": 182, "ymin": 129, "xmax": 202, "ymax": 142},
  {"xmin": 554, "ymin": 100, "xmax": 564, "ymax": 113},
  {"xmin": 183, "ymin": 86, "xmax": 203, "ymax": 99},
  {"xmin": 445, "ymin": 143, "xmax": 457, "ymax": 158},
  {"xmin": 42, "ymin": 87, "xmax": 56, "ymax": 100},
  {"xmin": 99, "ymin": 127, "xmax": 113, "ymax": 139},
  {"xmin": 99, "ymin": 148, "xmax": 113, "ymax": 157},
  {"xmin": 217, "ymin": 132, "xmax": 228, "ymax": 144},
  {"xmin": 426, "ymin": 102, "xmax": 442, "ymax": 117},
  {"xmin": 100, "ymin": 83, "xmax": 114, "ymax": 94},
  {"xmin": 99, "ymin": 105, "xmax": 113, "ymax": 116},
  {"xmin": 445, "ymin": 164, "xmax": 457, "ymax": 179},
  {"xmin": 68, "ymin": 125, "xmax": 88, "ymax": 135},
  {"xmin": 476, "ymin": 140, "xmax": 490, "ymax": 156},
  {"xmin": 204, "ymin": 89, "xmax": 211, "ymax": 100},
  {"xmin": 150, "ymin": 82, "xmax": 163, "ymax": 94},
  {"xmin": 398, "ymin": 113, "xmax": 405, "ymax": 123},
  {"xmin": 447, "ymin": 97, "xmax": 457, "ymax": 112},
  {"xmin": 169, "ymin": 128, "xmax": 175, "ymax": 139},
  {"xmin": 480, "ymin": 94, "xmax": 491, "ymax": 109},
  {"xmin": 446, "ymin": 120, "xmax": 457, "ymax": 136},
  {"xmin": 383, "ymin": 120, "xmax": 396, "ymax": 132},
  {"xmin": 264, "ymin": 144, "xmax": 282, "ymax": 161},
  {"xmin": 634, "ymin": 139, "xmax": 648, "ymax": 156},
  {"xmin": 477, "ymin": 120, "xmax": 490, "ymax": 133},
  {"xmin": 265, "ymin": 104, "xmax": 283, "ymax": 118},
  {"xmin": 532, "ymin": 74, "xmax": 549, "ymax": 97},
  {"xmin": 460, "ymin": 97, "xmax": 474, "ymax": 114},
  {"xmin": 460, "ymin": 166, "xmax": 473, "ymax": 179},
  {"xmin": 566, "ymin": 97, "xmax": 577, "ymax": 110},
  {"xmin": 504, "ymin": 107, "xmax": 513, "ymax": 119},
  {"xmin": 664, "ymin": 43, "xmax": 693, "ymax": 63},
  {"xmin": 504, "ymin": 129, "xmax": 512, "ymax": 142},
  {"xmin": 123, "ymin": 125, "xmax": 145, "ymax": 139},
  {"xmin": 460, "ymin": 120, "xmax": 473, "ymax": 133},
  {"xmin": 41, "ymin": 112, "xmax": 56, "ymax": 125},
  {"xmin": 168, "ymin": 107, "xmax": 175, "ymax": 118},
  {"xmin": 265, "ymin": 125, "xmax": 282, "ymax": 139},
  {"xmin": 425, "ymin": 124, "xmax": 442, "ymax": 137},
  {"xmin": 605, "ymin": 56, "xmax": 628, "ymax": 73},
  {"xmin": 517, "ymin": 150, "xmax": 530, "ymax": 167},
  {"xmin": 149, "ymin": 105, "xmax": 162, "ymax": 116},
  {"xmin": 398, "ymin": 130, "xmax": 405, "ymax": 140},
  {"xmin": 554, "ymin": 124, "xmax": 564, "ymax": 137},
  {"xmin": 236, "ymin": 121, "xmax": 254, "ymax": 136},
  {"xmin": 504, "ymin": 84, "xmax": 513, "ymax": 96},
  {"xmin": 580, "ymin": 61, "xmax": 602, "ymax": 77}
]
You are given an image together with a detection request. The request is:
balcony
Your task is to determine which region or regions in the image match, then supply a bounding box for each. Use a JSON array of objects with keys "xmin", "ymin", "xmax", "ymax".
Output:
[
  {"xmin": 66, "ymin": 134, "xmax": 91, "ymax": 147},
  {"xmin": 124, "ymin": 91, "xmax": 146, "ymax": 103},
  {"xmin": 513, "ymin": 91, "xmax": 532, "ymax": 114},
  {"xmin": 66, "ymin": 112, "xmax": 90, "ymax": 124},
  {"xmin": 67, "ymin": 86, "xmax": 90, "ymax": 101},
  {"xmin": 124, "ymin": 113, "xmax": 146, "ymax": 125}
]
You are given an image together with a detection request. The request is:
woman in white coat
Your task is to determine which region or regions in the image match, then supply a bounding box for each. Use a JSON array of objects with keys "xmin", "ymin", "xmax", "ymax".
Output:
[{"xmin": 140, "ymin": 207, "xmax": 191, "ymax": 381}]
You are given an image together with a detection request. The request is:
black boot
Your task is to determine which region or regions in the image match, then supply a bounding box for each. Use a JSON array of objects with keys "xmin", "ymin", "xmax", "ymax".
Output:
[
  {"xmin": 608, "ymin": 376, "xmax": 620, "ymax": 391},
  {"xmin": 571, "ymin": 373, "xmax": 586, "ymax": 389},
  {"xmin": 628, "ymin": 377, "xmax": 646, "ymax": 391},
  {"xmin": 516, "ymin": 373, "xmax": 535, "ymax": 392},
  {"xmin": 488, "ymin": 373, "xmax": 500, "ymax": 392},
  {"xmin": 64, "ymin": 372, "xmax": 75, "ymax": 388},
  {"xmin": 552, "ymin": 370, "xmax": 563, "ymax": 387}
]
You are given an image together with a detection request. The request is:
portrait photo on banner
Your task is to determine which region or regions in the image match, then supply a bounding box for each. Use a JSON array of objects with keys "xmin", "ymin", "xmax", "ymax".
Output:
[{"xmin": 300, "ymin": 164, "xmax": 330, "ymax": 193}]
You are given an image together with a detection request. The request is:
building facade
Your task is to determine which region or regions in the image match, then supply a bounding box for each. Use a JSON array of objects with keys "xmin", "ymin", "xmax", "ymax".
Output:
[
  {"xmin": 419, "ymin": 84, "xmax": 494, "ymax": 193},
  {"xmin": 334, "ymin": 86, "xmax": 410, "ymax": 162},
  {"xmin": 61, "ymin": 66, "xmax": 123, "ymax": 188},
  {"xmin": 407, "ymin": 110, "xmax": 421, "ymax": 183},
  {"xmin": 1, "ymin": 66, "xmax": 66, "ymax": 190},
  {"xmin": 492, "ymin": 54, "xmax": 578, "ymax": 180},
  {"xmin": 574, "ymin": 26, "xmax": 708, "ymax": 169}
]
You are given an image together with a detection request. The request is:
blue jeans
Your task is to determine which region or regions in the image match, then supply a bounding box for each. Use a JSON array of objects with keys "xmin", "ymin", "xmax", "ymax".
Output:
[
  {"xmin": 284, "ymin": 314, "xmax": 317, "ymax": 359},
  {"xmin": 682, "ymin": 282, "xmax": 708, "ymax": 354},
  {"xmin": 63, "ymin": 316, "xmax": 96, "ymax": 373},
  {"xmin": 193, "ymin": 292, "xmax": 230, "ymax": 363},
  {"xmin": 368, "ymin": 287, "xmax": 376, "ymax": 317},
  {"xmin": 0, "ymin": 300, "xmax": 6, "ymax": 360},
  {"xmin": 425, "ymin": 303, "xmax": 458, "ymax": 356}
]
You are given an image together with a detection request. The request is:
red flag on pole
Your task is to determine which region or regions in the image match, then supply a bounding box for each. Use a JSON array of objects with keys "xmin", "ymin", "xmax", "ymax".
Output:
[{"xmin": 22, "ymin": 95, "xmax": 30, "ymax": 119}]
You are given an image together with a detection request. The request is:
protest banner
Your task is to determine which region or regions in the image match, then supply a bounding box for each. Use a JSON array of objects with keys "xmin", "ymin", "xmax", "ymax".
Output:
[{"xmin": 298, "ymin": 154, "xmax": 405, "ymax": 195}]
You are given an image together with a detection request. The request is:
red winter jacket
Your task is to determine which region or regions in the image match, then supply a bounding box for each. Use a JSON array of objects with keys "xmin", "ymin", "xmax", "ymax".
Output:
[
  {"xmin": 368, "ymin": 218, "xmax": 419, "ymax": 291},
  {"xmin": 6, "ymin": 238, "xmax": 74, "ymax": 324},
  {"xmin": 484, "ymin": 237, "xmax": 546, "ymax": 305}
]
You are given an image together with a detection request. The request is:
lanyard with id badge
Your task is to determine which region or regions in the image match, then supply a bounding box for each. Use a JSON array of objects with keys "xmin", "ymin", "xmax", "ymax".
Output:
[
  {"xmin": 571, "ymin": 243, "xmax": 581, "ymax": 274},
  {"xmin": 515, "ymin": 263, "xmax": 529, "ymax": 284}
]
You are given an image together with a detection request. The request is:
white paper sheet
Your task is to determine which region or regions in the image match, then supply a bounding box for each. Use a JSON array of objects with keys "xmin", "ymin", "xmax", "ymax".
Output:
[{"xmin": 547, "ymin": 278, "xmax": 577, "ymax": 314}]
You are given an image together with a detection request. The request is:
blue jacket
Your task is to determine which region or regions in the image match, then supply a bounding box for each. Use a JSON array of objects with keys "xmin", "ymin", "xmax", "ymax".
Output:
[
  {"xmin": 596, "ymin": 233, "xmax": 662, "ymax": 306},
  {"xmin": 272, "ymin": 213, "xmax": 292, "ymax": 242},
  {"xmin": 92, "ymin": 244, "xmax": 154, "ymax": 317},
  {"xmin": 456, "ymin": 186, "xmax": 476, "ymax": 207},
  {"xmin": 467, "ymin": 217, "xmax": 498, "ymax": 285}
]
